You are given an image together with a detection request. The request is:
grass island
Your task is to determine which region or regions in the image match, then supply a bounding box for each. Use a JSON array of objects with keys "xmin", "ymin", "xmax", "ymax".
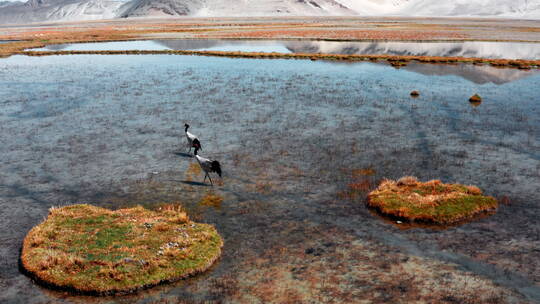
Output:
[
  {"xmin": 367, "ymin": 176, "xmax": 498, "ymax": 225},
  {"xmin": 20, "ymin": 204, "xmax": 223, "ymax": 295}
]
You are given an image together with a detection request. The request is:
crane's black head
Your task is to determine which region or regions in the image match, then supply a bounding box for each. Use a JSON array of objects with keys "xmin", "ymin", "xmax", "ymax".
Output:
[
  {"xmin": 184, "ymin": 123, "xmax": 190, "ymax": 132},
  {"xmin": 211, "ymin": 161, "xmax": 222, "ymax": 178},
  {"xmin": 192, "ymin": 138, "xmax": 201, "ymax": 151}
]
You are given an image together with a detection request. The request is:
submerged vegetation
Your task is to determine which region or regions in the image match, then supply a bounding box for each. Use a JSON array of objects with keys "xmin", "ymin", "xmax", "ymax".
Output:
[
  {"xmin": 367, "ymin": 177, "xmax": 498, "ymax": 225},
  {"xmin": 21, "ymin": 204, "xmax": 223, "ymax": 295}
]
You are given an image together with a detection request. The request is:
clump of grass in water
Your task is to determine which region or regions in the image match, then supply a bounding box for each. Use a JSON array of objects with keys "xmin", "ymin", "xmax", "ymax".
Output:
[
  {"xmin": 199, "ymin": 192, "xmax": 223, "ymax": 209},
  {"xmin": 366, "ymin": 176, "xmax": 498, "ymax": 225},
  {"xmin": 20, "ymin": 204, "xmax": 223, "ymax": 295}
]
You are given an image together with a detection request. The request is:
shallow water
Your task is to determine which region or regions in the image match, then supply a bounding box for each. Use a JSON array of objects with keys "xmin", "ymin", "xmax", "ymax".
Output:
[
  {"xmin": 0, "ymin": 54, "xmax": 539, "ymax": 303},
  {"xmin": 31, "ymin": 39, "xmax": 540, "ymax": 60}
]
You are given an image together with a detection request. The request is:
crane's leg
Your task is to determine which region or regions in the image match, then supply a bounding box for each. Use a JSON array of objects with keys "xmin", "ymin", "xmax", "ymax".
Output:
[{"xmin": 208, "ymin": 174, "xmax": 213, "ymax": 186}]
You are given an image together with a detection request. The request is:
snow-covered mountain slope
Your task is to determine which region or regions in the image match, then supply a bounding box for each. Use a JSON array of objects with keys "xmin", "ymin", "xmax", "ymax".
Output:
[
  {"xmin": 0, "ymin": 0, "xmax": 539, "ymax": 24},
  {"xmin": 403, "ymin": 0, "xmax": 540, "ymax": 18},
  {"xmin": 0, "ymin": 1, "xmax": 19, "ymax": 7},
  {"xmin": 338, "ymin": 0, "xmax": 540, "ymax": 18},
  {"xmin": 120, "ymin": 0, "xmax": 354, "ymax": 18},
  {"xmin": 118, "ymin": 0, "xmax": 202, "ymax": 17},
  {"xmin": 0, "ymin": 0, "xmax": 127, "ymax": 24}
]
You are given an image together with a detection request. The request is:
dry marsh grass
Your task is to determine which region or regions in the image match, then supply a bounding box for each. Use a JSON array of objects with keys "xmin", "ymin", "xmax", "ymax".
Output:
[
  {"xmin": 9, "ymin": 49, "xmax": 539, "ymax": 69},
  {"xmin": 20, "ymin": 204, "xmax": 223, "ymax": 295},
  {"xmin": 367, "ymin": 176, "xmax": 498, "ymax": 224}
]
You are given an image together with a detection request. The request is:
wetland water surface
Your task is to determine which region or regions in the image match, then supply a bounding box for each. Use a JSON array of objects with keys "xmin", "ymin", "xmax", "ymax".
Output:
[
  {"xmin": 32, "ymin": 39, "xmax": 540, "ymax": 60},
  {"xmin": 0, "ymin": 54, "xmax": 539, "ymax": 303}
]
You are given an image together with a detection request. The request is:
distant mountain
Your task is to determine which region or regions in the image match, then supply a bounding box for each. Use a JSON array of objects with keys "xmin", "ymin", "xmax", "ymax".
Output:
[
  {"xmin": 0, "ymin": 0, "xmax": 126, "ymax": 24},
  {"xmin": 0, "ymin": 0, "xmax": 539, "ymax": 24},
  {"xmin": 118, "ymin": 0, "xmax": 202, "ymax": 17},
  {"xmin": 119, "ymin": 0, "xmax": 354, "ymax": 18},
  {"xmin": 0, "ymin": 0, "xmax": 19, "ymax": 7},
  {"xmin": 349, "ymin": 0, "xmax": 540, "ymax": 18}
]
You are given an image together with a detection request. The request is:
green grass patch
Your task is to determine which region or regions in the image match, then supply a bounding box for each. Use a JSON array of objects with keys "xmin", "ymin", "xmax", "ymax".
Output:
[
  {"xmin": 366, "ymin": 176, "xmax": 498, "ymax": 225},
  {"xmin": 21, "ymin": 204, "xmax": 223, "ymax": 295}
]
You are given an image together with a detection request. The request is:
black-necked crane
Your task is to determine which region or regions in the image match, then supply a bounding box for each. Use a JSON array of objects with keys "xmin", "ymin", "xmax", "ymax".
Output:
[
  {"xmin": 184, "ymin": 123, "xmax": 201, "ymax": 153},
  {"xmin": 194, "ymin": 147, "xmax": 222, "ymax": 186}
]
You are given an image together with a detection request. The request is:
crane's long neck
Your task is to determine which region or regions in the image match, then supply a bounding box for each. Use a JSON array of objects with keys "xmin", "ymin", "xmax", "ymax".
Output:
[{"xmin": 194, "ymin": 152, "xmax": 204, "ymax": 167}]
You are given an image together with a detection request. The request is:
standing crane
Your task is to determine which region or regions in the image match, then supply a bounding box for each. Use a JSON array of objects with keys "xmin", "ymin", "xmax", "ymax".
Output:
[
  {"xmin": 184, "ymin": 123, "xmax": 201, "ymax": 154},
  {"xmin": 194, "ymin": 147, "xmax": 222, "ymax": 186}
]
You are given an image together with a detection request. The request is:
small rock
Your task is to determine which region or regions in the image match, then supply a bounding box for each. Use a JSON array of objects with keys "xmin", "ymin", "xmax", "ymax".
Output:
[
  {"xmin": 469, "ymin": 94, "xmax": 482, "ymax": 103},
  {"xmin": 410, "ymin": 90, "xmax": 420, "ymax": 97},
  {"xmin": 396, "ymin": 221, "xmax": 403, "ymax": 224},
  {"xmin": 144, "ymin": 223, "xmax": 153, "ymax": 229}
]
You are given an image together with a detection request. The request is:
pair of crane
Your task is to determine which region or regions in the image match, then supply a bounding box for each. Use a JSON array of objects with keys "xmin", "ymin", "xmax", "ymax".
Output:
[{"xmin": 184, "ymin": 124, "xmax": 222, "ymax": 186}]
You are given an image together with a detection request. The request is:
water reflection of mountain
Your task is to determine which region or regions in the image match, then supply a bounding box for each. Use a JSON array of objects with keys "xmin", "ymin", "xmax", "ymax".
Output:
[
  {"xmin": 155, "ymin": 39, "xmax": 221, "ymax": 50},
  {"xmin": 43, "ymin": 43, "xmax": 69, "ymax": 51},
  {"xmin": 30, "ymin": 39, "xmax": 540, "ymax": 84},
  {"xmin": 284, "ymin": 41, "xmax": 540, "ymax": 60},
  {"xmin": 284, "ymin": 41, "xmax": 540, "ymax": 84},
  {"xmin": 402, "ymin": 63, "xmax": 539, "ymax": 85}
]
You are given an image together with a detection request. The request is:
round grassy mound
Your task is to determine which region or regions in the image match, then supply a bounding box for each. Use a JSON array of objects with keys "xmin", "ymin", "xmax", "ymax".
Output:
[
  {"xmin": 21, "ymin": 204, "xmax": 223, "ymax": 295},
  {"xmin": 367, "ymin": 176, "xmax": 498, "ymax": 224}
]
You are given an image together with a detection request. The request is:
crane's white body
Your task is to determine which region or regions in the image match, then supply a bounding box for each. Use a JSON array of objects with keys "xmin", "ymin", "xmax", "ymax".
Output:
[
  {"xmin": 185, "ymin": 131, "xmax": 197, "ymax": 148},
  {"xmin": 184, "ymin": 124, "xmax": 200, "ymax": 153},
  {"xmin": 195, "ymin": 154, "xmax": 212, "ymax": 172},
  {"xmin": 194, "ymin": 151, "xmax": 221, "ymax": 186}
]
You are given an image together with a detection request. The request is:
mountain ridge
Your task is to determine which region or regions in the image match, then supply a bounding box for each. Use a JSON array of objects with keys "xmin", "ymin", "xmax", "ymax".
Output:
[{"xmin": 1, "ymin": 0, "xmax": 539, "ymax": 25}]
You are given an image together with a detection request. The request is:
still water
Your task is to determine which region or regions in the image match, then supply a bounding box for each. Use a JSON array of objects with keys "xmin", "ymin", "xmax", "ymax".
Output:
[
  {"xmin": 31, "ymin": 39, "xmax": 540, "ymax": 60},
  {"xmin": 0, "ymin": 54, "xmax": 539, "ymax": 303}
]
